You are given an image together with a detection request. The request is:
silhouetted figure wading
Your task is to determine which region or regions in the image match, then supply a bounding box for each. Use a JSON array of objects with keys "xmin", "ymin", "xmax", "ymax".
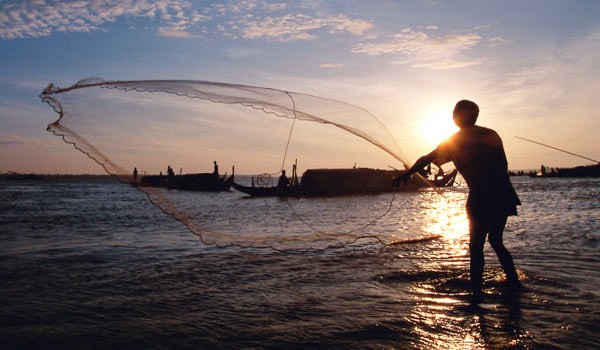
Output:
[{"xmin": 394, "ymin": 100, "xmax": 521, "ymax": 300}]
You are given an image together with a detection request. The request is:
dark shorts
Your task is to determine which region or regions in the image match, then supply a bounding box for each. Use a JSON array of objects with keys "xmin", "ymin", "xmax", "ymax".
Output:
[{"xmin": 466, "ymin": 186, "xmax": 521, "ymax": 219}]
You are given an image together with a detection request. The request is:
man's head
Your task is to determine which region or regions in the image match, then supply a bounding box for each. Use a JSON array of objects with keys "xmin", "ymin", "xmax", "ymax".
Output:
[{"xmin": 453, "ymin": 100, "xmax": 479, "ymax": 127}]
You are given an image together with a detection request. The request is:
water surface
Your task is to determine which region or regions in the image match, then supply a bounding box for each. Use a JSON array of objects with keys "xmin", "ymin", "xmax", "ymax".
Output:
[{"xmin": 1, "ymin": 176, "xmax": 599, "ymax": 349}]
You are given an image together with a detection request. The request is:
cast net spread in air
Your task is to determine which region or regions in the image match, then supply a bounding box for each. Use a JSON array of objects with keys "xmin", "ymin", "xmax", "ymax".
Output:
[{"xmin": 40, "ymin": 78, "xmax": 429, "ymax": 250}]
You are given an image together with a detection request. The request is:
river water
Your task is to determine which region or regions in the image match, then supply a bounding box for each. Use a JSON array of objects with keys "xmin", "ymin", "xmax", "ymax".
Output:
[{"xmin": 1, "ymin": 176, "xmax": 599, "ymax": 349}]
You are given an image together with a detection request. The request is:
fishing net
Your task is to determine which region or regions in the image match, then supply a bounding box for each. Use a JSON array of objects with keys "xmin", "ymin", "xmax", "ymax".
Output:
[{"xmin": 40, "ymin": 78, "xmax": 424, "ymax": 250}]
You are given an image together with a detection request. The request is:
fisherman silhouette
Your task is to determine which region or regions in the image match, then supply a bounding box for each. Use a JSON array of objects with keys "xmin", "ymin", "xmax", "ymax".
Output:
[
  {"xmin": 393, "ymin": 100, "xmax": 521, "ymax": 301},
  {"xmin": 277, "ymin": 170, "xmax": 291, "ymax": 189},
  {"xmin": 213, "ymin": 161, "xmax": 219, "ymax": 176}
]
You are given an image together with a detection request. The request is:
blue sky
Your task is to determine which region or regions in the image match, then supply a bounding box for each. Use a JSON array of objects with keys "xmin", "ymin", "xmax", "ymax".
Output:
[{"xmin": 1, "ymin": 0, "xmax": 599, "ymax": 174}]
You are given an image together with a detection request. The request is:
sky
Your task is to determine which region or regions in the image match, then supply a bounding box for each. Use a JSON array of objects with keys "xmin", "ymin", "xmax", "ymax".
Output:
[{"xmin": 1, "ymin": 0, "xmax": 599, "ymax": 174}]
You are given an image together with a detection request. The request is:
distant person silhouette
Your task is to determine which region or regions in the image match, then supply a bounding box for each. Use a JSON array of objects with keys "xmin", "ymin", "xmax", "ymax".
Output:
[
  {"xmin": 277, "ymin": 170, "xmax": 291, "ymax": 189},
  {"xmin": 213, "ymin": 161, "xmax": 219, "ymax": 176},
  {"xmin": 133, "ymin": 167, "xmax": 138, "ymax": 182},
  {"xmin": 393, "ymin": 100, "xmax": 521, "ymax": 300}
]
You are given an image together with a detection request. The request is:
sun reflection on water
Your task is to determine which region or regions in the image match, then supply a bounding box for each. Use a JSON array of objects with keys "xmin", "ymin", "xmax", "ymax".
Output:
[
  {"xmin": 422, "ymin": 188, "xmax": 469, "ymax": 254},
  {"xmin": 403, "ymin": 187, "xmax": 528, "ymax": 349}
]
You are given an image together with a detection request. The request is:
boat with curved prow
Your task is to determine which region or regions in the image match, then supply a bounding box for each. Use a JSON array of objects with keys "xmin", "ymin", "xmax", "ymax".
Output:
[
  {"xmin": 430, "ymin": 169, "xmax": 458, "ymax": 187},
  {"xmin": 233, "ymin": 165, "xmax": 457, "ymax": 197},
  {"xmin": 137, "ymin": 167, "xmax": 234, "ymax": 191},
  {"xmin": 232, "ymin": 182, "xmax": 300, "ymax": 197}
]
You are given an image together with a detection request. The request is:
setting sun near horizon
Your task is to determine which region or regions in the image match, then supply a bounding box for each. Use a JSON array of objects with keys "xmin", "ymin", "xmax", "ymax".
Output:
[{"xmin": 418, "ymin": 106, "xmax": 459, "ymax": 150}]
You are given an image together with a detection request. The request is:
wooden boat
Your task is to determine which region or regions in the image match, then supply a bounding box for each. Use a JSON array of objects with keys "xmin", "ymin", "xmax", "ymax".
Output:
[
  {"xmin": 138, "ymin": 167, "xmax": 234, "ymax": 191},
  {"xmin": 232, "ymin": 182, "xmax": 300, "ymax": 197},
  {"xmin": 430, "ymin": 169, "xmax": 458, "ymax": 187},
  {"xmin": 233, "ymin": 162, "xmax": 301, "ymax": 197},
  {"xmin": 169, "ymin": 172, "xmax": 234, "ymax": 191},
  {"xmin": 137, "ymin": 175, "xmax": 166, "ymax": 187},
  {"xmin": 233, "ymin": 166, "xmax": 458, "ymax": 197},
  {"xmin": 530, "ymin": 164, "xmax": 600, "ymax": 178}
]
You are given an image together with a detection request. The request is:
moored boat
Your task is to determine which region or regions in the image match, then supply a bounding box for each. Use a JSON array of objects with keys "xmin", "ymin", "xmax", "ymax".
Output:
[
  {"xmin": 170, "ymin": 172, "xmax": 234, "ymax": 191},
  {"xmin": 138, "ymin": 167, "xmax": 234, "ymax": 191},
  {"xmin": 300, "ymin": 168, "xmax": 421, "ymax": 196},
  {"xmin": 430, "ymin": 169, "xmax": 458, "ymax": 187},
  {"xmin": 233, "ymin": 167, "xmax": 457, "ymax": 197},
  {"xmin": 232, "ymin": 182, "xmax": 300, "ymax": 197}
]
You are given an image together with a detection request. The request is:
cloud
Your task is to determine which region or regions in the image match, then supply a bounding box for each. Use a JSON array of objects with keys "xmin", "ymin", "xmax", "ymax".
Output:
[
  {"xmin": 157, "ymin": 27, "xmax": 197, "ymax": 39},
  {"xmin": 238, "ymin": 13, "xmax": 373, "ymax": 42},
  {"xmin": 1, "ymin": 0, "xmax": 374, "ymax": 44},
  {"xmin": 494, "ymin": 29, "xmax": 600, "ymax": 118},
  {"xmin": 488, "ymin": 36, "xmax": 511, "ymax": 47},
  {"xmin": 0, "ymin": 0, "xmax": 209, "ymax": 39},
  {"xmin": 352, "ymin": 27, "xmax": 482, "ymax": 70},
  {"xmin": 320, "ymin": 63, "xmax": 345, "ymax": 69}
]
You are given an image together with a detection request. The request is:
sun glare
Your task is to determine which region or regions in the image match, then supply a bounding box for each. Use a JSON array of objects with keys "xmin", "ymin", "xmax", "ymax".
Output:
[{"xmin": 419, "ymin": 107, "xmax": 458, "ymax": 149}]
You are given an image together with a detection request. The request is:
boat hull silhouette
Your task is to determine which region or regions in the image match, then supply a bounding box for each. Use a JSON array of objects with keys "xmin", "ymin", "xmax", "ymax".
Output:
[
  {"xmin": 233, "ymin": 168, "xmax": 457, "ymax": 197},
  {"xmin": 138, "ymin": 173, "xmax": 233, "ymax": 191}
]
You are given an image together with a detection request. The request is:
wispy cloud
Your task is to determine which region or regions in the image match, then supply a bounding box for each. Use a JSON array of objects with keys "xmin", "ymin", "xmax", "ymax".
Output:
[
  {"xmin": 494, "ymin": 29, "xmax": 600, "ymax": 119},
  {"xmin": 488, "ymin": 36, "xmax": 511, "ymax": 47},
  {"xmin": 1, "ymin": 0, "xmax": 373, "ymax": 42},
  {"xmin": 320, "ymin": 63, "xmax": 345, "ymax": 69},
  {"xmin": 352, "ymin": 27, "xmax": 482, "ymax": 70},
  {"xmin": 238, "ymin": 13, "xmax": 373, "ymax": 42},
  {"xmin": 158, "ymin": 27, "xmax": 199, "ymax": 39},
  {"xmin": 0, "ymin": 0, "xmax": 209, "ymax": 39}
]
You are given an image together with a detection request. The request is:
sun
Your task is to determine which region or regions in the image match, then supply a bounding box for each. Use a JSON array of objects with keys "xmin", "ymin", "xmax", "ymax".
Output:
[{"xmin": 419, "ymin": 106, "xmax": 458, "ymax": 148}]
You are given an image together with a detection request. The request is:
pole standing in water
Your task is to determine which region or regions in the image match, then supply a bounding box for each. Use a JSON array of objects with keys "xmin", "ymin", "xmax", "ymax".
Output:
[{"xmin": 394, "ymin": 100, "xmax": 521, "ymax": 300}]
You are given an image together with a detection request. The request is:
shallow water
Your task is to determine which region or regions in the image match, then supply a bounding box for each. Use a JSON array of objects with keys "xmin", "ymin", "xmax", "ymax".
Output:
[{"xmin": 1, "ymin": 176, "xmax": 599, "ymax": 349}]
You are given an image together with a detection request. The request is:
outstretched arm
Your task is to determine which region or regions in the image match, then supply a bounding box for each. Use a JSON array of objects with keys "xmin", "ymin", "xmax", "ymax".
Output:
[{"xmin": 393, "ymin": 151, "xmax": 437, "ymax": 186}]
